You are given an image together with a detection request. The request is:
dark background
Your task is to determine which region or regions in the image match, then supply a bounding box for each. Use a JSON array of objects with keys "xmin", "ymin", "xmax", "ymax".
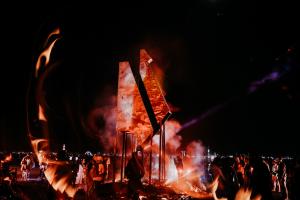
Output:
[{"xmin": 0, "ymin": 1, "xmax": 299, "ymax": 155}]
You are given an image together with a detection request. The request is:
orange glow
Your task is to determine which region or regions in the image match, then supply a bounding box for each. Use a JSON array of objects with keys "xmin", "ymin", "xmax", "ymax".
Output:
[
  {"xmin": 46, "ymin": 28, "xmax": 60, "ymax": 42},
  {"xmin": 30, "ymin": 29, "xmax": 78, "ymax": 198},
  {"xmin": 31, "ymin": 138, "xmax": 77, "ymax": 197},
  {"xmin": 233, "ymin": 188, "xmax": 262, "ymax": 200},
  {"xmin": 116, "ymin": 49, "xmax": 170, "ymax": 144},
  {"xmin": 44, "ymin": 166, "xmax": 76, "ymax": 197},
  {"xmin": 116, "ymin": 61, "xmax": 142, "ymax": 136},
  {"xmin": 161, "ymin": 122, "xmax": 208, "ymax": 198},
  {"xmin": 234, "ymin": 188, "xmax": 252, "ymax": 200},
  {"xmin": 38, "ymin": 104, "xmax": 47, "ymax": 121},
  {"xmin": 3, "ymin": 153, "xmax": 12, "ymax": 162},
  {"xmin": 35, "ymin": 28, "xmax": 61, "ymax": 77},
  {"xmin": 140, "ymin": 49, "xmax": 170, "ymax": 126}
]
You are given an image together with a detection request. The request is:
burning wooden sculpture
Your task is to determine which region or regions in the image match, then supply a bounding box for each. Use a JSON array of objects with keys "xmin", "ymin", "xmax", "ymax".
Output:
[{"xmin": 116, "ymin": 49, "xmax": 171, "ymax": 183}]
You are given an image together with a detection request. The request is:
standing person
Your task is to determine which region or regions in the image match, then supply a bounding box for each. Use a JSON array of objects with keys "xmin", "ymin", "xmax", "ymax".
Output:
[
  {"xmin": 86, "ymin": 154, "xmax": 106, "ymax": 197},
  {"xmin": 91, "ymin": 154, "xmax": 105, "ymax": 183},
  {"xmin": 174, "ymin": 151, "xmax": 184, "ymax": 181},
  {"xmin": 278, "ymin": 157, "xmax": 288, "ymax": 200},
  {"xmin": 125, "ymin": 145, "xmax": 145, "ymax": 200},
  {"xmin": 249, "ymin": 156, "xmax": 273, "ymax": 200},
  {"xmin": 75, "ymin": 158, "xmax": 86, "ymax": 185},
  {"xmin": 20, "ymin": 154, "xmax": 35, "ymax": 181},
  {"xmin": 105, "ymin": 156, "xmax": 111, "ymax": 181},
  {"xmin": 271, "ymin": 159, "xmax": 280, "ymax": 192},
  {"xmin": 38, "ymin": 151, "xmax": 47, "ymax": 180},
  {"xmin": 57, "ymin": 144, "xmax": 68, "ymax": 161}
]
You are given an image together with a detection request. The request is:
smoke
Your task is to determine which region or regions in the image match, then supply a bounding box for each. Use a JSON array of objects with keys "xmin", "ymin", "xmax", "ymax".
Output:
[
  {"xmin": 152, "ymin": 120, "xmax": 182, "ymax": 154},
  {"xmin": 186, "ymin": 140, "xmax": 205, "ymax": 164},
  {"xmin": 84, "ymin": 93, "xmax": 117, "ymax": 152}
]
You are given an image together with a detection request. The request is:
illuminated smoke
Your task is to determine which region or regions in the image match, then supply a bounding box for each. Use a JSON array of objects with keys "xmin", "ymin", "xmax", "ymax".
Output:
[
  {"xmin": 153, "ymin": 120, "xmax": 182, "ymax": 153},
  {"xmin": 85, "ymin": 94, "xmax": 117, "ymax": 152}
]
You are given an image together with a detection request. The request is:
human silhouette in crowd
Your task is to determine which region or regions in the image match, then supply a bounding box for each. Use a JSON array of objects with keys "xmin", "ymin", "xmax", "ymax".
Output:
[
  {"xmin": 235, "ymin": 155, "xmax": 245, "ymax": 187},
  {"xmin": 209, "ymin": 156, "xmax": 239, "ymax": 200},
  {"xmin": 174, "ymin": 150, "xmax": 184, "ymax": 181},
  {"xmin": 20, "ymin": 153, "xmax": 35, "ymax": 181},
  {"xmin": 291, "ymin": 157, "xmax": 300, "ymax": 200},
  {"xmin": 248, "ymin": 155, "xmax": 273, "ymax": 200},
  {"xmin": 271, "ymin": 158, "xmax": 280, "ymax": 192},
  {"xmin": 277, "ymin": 157, "xmax": 288, "ymax": 200},
  {"xmin": 57, "ymin": 144, "xmax": 68, "ymax": 161},
  {"xmin": 75, "ymin": 158, "xmax": 86, "ymax": 185},
  {"xmin": 90, "ymin": 154, "xmax": 105, "ymax": 183},
  {"xmin": 125, "ymin": 145, "xmax": 145, "ymax": 200}
]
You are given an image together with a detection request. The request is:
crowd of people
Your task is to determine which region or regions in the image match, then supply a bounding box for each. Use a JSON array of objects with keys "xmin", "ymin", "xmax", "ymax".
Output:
[
  {"xmin": 1, "ymin": 149, "xmax": 300, "ymax": 199},
  {"xmin": 205, "ymin": 154, "xmax": 300, "ymax": 200}
]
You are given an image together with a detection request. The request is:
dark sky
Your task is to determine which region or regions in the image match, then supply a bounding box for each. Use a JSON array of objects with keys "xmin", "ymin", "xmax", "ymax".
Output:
[{"xmin": 0, "ymin": 1, "xmax": 299, "ymax": 155}]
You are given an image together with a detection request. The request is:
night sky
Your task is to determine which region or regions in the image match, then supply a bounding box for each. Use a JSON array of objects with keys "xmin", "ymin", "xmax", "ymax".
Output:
[{"xmin": 0, "ymin": 1, "xmax": 299, "ymax": 155}]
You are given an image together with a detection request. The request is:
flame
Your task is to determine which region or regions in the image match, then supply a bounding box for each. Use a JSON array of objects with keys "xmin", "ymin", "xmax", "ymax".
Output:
[
  {"xmin": 234, "ymin": 188, "xmax": 252, "ymax": 200},
  {"xmin": 31, "ymin": 138, "xmax": 48, "ymax": 159},
  {"xmin": 35, "ymin": 28, "xmax": 61, "ymax": 77},
  {"xmin": 3, "ymin": 153, "xmax": 12, "ymax": 162},
  {"xmin": 29, "ymin": 29, "xmax": 79, "ymax": 198},
  {"xmin": 84, "ymin": 96, "xmax": 117, "ymax": 151},
  {"xmin": 156, "ymin": 120, "xmax": 210, "ymax": 198},
  {"xmin": 234, "ymin": 188, "xmax": 261, "ymax": 200},
  {"xmin": 44, "ymin": 166, "xmax": 76, "ymax": 197},
  {"xmin": 31, "ymin": 138, "xmax": 77, "ymax": 197},
  {"xmin": 116, "ymin": 50, "xmax": 170, "ymax": 145},
  {"xmin": 38, "ymin": 104, "xmax": 47, "ymax": 122},
  {"xmin": 165, "ymin": 157, "xmax": 178, "ymax": 184}
]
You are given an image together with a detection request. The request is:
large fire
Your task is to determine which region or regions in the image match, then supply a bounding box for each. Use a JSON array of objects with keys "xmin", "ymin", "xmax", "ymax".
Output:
[
  {"xmin": 116, "ymin": 49, "xmax": 170, "ymax": 145},
  {"xmin": 29, "ymin": 28, "xmax": 78, "ymax": 198},
  {"xmin": 27, "ymin": 28, "xmax": 213, "ymax": 199}
]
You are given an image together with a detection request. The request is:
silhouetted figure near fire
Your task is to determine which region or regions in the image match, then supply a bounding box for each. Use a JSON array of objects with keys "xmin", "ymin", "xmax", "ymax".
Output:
[
  {"xmin": 277, "ymin": 157, "xmax": 288, "ymax": 200},
  {"xmin": 20, "ymin": 153, "xmax": 35, "ymax": 181},
  {"xmin": 125, "ymin": 145, "xmax": 145, "ymax": 200},
  {"xmin": 174, "ymin": 151, "xmax": 184, "ymax": 181},
  {"xmin": 271, "ymin": 159, "xmax": 280, "ymax": 192},
  {"xmin": 86, "ymin": 153, "xmax": 105, "ymax": 197},
  {"xmin": 249, "ymin": 156, "xmax": 273, "ymax": 200},
  {"xmin": 57, "ymin": 144, "xmax": 68, "ymax": 161},
  {"xmin": 291, "ymin": 157, "xmax": 300, "ymax": 200}
]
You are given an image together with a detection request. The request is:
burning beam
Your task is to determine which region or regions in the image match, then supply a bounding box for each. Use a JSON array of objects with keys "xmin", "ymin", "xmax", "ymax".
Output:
[{"xmin": 116, "ymin": 49, "xmax": 171, "ymax": 145}]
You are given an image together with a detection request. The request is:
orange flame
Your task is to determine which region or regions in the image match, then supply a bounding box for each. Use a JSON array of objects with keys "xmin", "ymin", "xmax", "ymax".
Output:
[
  {"xmin": 35, "ymin": 28, "xmax": 60, "ymax": 77},
  {"xmin": 234, "ymin": 188, "xmax": 262, "ymax": 200},
  {"xmin": 3, "ymin": 153, "xmax": 12, "ymax": 162},
  {"xmin": 44, "ymin": 166, "xmax": 76, "ymax": 197},
  {"xmin": 38, "ymin": 104, "xmax": 47, "ymax": 122},
  {"xmin": 31, "ymin": 138, "xmax": 77, "ymax": 197},
  {"xmin": 234, "ymin": 188, "xmax": 252, "ymax": 200},
  {"xmin": 30, "ymin": 29, "xmax": 78, "ymax": 198}
]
